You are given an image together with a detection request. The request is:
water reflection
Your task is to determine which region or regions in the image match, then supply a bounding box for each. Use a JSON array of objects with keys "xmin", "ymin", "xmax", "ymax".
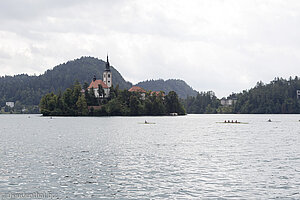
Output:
[{"xmin": 0, "ymin": 114, "xmax": 299, "ymax": 199}]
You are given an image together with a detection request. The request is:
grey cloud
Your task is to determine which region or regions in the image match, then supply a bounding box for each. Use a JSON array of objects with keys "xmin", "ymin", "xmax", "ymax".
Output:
[
  {"xmin": 1, "ymin": 0, "xmax": 300, "ymax": 97},
  {"xmin": 0, "ymin": 50, "xmax": 12, "ymax": 59}
]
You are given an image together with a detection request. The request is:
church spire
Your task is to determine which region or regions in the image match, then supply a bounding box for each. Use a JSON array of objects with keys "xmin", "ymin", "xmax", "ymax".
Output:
[
  {"xmin": 103, "ymin": 53, "xmax": 112, "ymax": 88},
  {"xmin": 105, "ymin": 54, "xmax": 110, "ymax": 71}
]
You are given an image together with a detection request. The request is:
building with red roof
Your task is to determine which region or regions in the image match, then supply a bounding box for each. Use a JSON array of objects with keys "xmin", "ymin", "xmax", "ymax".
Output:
[
  {"xmin": 150, "ymin": 91, "xmax": 165, "ymax": 96},
  {"xmin": 128, "ymin": 86, "xmax": 146, "ymax": 100},
  {"xmin": 128, "ymin": 86, "xmax": 146, "ymax": 93},
  {"xmin": 88, "ymin": 79, "xmax": 109, "ymax": 90},
  {"xmin": 87, "ymin": 55, "xmax": 112, "ymax": 98},
  {"xmin": 88, "ymin": 77, "xmax": 110, "ymax": 98}
]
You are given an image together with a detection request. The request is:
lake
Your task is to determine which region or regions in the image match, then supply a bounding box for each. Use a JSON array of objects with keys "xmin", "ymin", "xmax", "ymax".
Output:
[{"xmin": 0, "ymin": 114, "xmax": 299, "ymax": 199}]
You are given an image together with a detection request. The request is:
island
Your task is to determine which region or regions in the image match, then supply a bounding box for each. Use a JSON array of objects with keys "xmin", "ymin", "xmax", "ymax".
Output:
[{"xmin": 39, "ymin": 56, "xmax": 186, "ymax": 116}]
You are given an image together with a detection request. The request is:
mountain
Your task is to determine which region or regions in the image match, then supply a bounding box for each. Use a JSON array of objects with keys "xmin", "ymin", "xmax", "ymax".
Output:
[
  {"xmin": 232, "ymin": 77, "xmax": 300, "ymax": 114},
  {"xmin": 136, "ymin": 79, "xmax": 198, "ymax": 99},
  {"xmin": 41, "ymin": 56, "xmax": 132, "ymax": 90},
  {"xmin": 0, "ymin": 56, "xmax": 132, "ymax": 107},
  {"xmin": 0, "ymin": 57, "xmax": 198, "ymax": 108}
]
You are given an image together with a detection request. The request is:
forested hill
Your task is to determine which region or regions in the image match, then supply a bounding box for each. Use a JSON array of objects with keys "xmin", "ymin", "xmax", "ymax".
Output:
[
  {"xmin": 40, "ymin": 56, "xmax": 132, "ymax": 90},
  {"xmin": 233, "ymin": 77, "xmax": 300, "ymax": 113},
  {"xmin": 0, "ymin": 57, "xmax": 198, "ymax": 107},
  {"xmin": 0, "ymin": 57, "xmax": 132, "ymax": 106},
  {"xmin": 137, "ymin": 79, "xmax": 198, "ymax": 99}
]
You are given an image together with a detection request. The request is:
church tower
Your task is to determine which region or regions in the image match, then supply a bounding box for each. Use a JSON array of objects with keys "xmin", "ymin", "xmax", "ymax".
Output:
[{"xmin": 103, "ymin": 54, "xmax": 112, "ymax": 88}]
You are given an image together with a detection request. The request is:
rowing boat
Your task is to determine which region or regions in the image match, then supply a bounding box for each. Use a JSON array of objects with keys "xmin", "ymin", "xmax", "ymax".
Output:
[{"xmin": 216, "ymin": 122, "xmax": 248, "ymax": 124}]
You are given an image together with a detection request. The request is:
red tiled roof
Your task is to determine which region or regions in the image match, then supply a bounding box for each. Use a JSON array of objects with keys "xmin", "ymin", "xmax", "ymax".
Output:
[
  {"xmin": 88, "ymin": 106, "xmax": 102, "ymax": 110},
  {"xmin": 128, "ymin": 86, "xmax": 146, "ymax": 93},
  {"xmin": 151, "ymin": 91, "xmax": 165, "ymax": 96},
  {"xmin": 88, "ymin": 80, "xmax": 108, "ymax": 89}
]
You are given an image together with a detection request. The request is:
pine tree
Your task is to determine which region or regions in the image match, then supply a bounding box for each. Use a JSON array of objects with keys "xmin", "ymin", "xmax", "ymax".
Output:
[{"xmin": 76, "ymin": 95, "xmax": 88, "ymax": 115}]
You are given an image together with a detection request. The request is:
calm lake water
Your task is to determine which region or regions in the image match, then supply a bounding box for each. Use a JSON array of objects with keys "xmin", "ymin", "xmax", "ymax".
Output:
[{"xmin": 0, "ymin": 114, "xmax": 299, "ymax": 199}]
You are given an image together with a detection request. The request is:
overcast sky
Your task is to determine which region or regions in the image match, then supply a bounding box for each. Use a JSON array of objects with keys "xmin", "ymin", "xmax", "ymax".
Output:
[{"xmin": 1, "ymin": 0, "xmax": 300, "ymax": 97}]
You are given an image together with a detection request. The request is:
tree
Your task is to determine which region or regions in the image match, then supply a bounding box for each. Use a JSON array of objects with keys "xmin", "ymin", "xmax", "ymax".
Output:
[
  {"xmin": 144, "ymin": 98, "xmax": 153, "ymax": 115},
  {"xmin": 76, "ymin": 95, "xmax": 88, "ymax": 115},
  {"xmin": 129, "ymin": 95, "xmax": 142, "ymax": 115},
  {"xmin": 39, "ymin": 93, "xmax": 57, "ymax": 116},
  {"xmin": 40, "ymin": 82, "xmax": 187, "ymax": 116},
  {"xmin": 88, "ymin": 87, "xmax": 98, "ymax": 106},
  {"xmin": 98, "ymin": 84, "xmax": 105, "ymax": 98},
  {"xmin": 166, "ymin": 91, "xmax": 186, "ymax": 115},
  {"xmin": 152, "ymin": 97, "xmax": 166, "ymax": 115},
  {"xmin": 105, "ymin": 99, "xmax": 123, "ymax": 115},
  {"xmin": 62, "ymin": 88, "xmax": 74, "ymax": 115},
  {"xmin": 184, "ymin": 91, "xmax": 219, "ymax": 114}
]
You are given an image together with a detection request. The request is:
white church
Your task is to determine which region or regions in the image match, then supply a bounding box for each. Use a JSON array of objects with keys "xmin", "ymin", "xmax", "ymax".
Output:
[{"xmin": 88, "ymin": 55, "xmax": 112, "ymax": 98}]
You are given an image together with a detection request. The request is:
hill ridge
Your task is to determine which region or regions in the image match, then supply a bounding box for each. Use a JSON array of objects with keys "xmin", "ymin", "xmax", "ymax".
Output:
[
  {"xmin": 0, "ymin": 56, "xmax": 197, "ymax": 107},
  {"xmin": 136, "ymin": 79, "xmax": 197, "ymax": 99}
]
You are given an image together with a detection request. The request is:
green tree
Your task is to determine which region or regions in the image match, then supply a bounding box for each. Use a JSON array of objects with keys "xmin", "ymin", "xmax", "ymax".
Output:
[
  {"xmin": 152, "ymin": 97, "xmax": 166, "ymax": 115},
  {"xmin": 39, "ymin": 92, "xmax": 57, "ymax": 116},
  {"xmin": 129, "ymin": 95, "xmax": 142, "ymax": 115},
  {"xmin": 144, "ymin": 98, "xmax": 153, "ymax": 115},
  {"xmin": 98, "ymin": 84, "xmax": 105, "ymax": 98},
  {"xmin": 62, "ymin": 88, "xmax": 74, "ymax": 115},
  {"xmin": 105, "ymin": 99, "xmax": 123, "ymax": 115},
  {"xmin": 166, "ymin": 91, "xmax": 186, "ymax": 115},
  {"xmin": 76, "ymin": 95, "xmax": 88, "ymax": 115},
  {"xmin": 88, "ymin": 87, "xmax": 98, "ymax": 106}
]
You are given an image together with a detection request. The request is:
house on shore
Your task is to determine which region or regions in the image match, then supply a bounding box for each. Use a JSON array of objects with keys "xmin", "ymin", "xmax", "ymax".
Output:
[
  {"xmin": 220, "ymin": 98, "xmax": 237, "ymax": 106},
  {"xmin": 6, "ymin": 102, "xmax": 15, "ymax": 108}
]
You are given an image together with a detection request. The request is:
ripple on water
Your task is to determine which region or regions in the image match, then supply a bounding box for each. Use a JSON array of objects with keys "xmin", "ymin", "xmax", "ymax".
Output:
[{"xmin": 0, "ymin": 114, "xmax": 300, "ymax": 199}]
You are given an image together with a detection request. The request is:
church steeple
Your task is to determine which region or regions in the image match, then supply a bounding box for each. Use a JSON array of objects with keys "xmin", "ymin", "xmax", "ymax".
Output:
[
  {"xmin": 103, "ymin": 54, "xmax": 112, "ymax": 88},
  {"xmin": 105, "ymin": 54, "xmax": 111, "ymax": 71}
]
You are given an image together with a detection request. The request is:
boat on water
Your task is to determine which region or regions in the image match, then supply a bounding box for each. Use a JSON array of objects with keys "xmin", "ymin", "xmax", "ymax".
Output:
[
  {"xmin": 139, "ymin": 120, "xmax": 156, "ymax": 124},
  {"xmin": 138, "ymin": 122, "xmax": 156, "ymax": 124},
  {"xmin": 216, "ymin": 121, "xmax": 248, "ymax": 124}
]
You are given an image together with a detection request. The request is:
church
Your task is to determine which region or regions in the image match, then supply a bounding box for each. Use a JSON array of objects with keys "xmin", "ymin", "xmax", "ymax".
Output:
[{"xmin": 88, "ymin": 55, "xmax": 112, "ymax": 98}]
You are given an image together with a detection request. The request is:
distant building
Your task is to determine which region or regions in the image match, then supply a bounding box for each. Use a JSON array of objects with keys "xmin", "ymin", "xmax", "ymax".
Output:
[
  {"xmin": 220, "ymin": 98, "xmax": 237, "ymax": 106},
  {"xmin": 128, "ymin": 86, "xmax": 146, "ymax": 100},
  {"xmin": 103, "ymin": 55, "xmax": 112, "ymax": 88},
  {"xmin": 150, "ymin": 91, "xmax": 165, "ymax": 100},
  {"xmin": 150, "ymin": 91, "xmax": 165, "ymax": 97},
  {"xmin": 6, "ymin": 102, "xmax": 14, "ymax": 108},
  {"xmin": 88, "ymin": 78, "xmax": 110, "ymax": 98},
  {"xmin": 87, "ymin": 55, "xmax": 112, "ymax": 98},
  {"xmin": 88, "ymin": 105, "xmax": 102, "ymax": 112},
  {"xmin": 220, "ymin": 98, "xmax": 226, "ymax": 106}
]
